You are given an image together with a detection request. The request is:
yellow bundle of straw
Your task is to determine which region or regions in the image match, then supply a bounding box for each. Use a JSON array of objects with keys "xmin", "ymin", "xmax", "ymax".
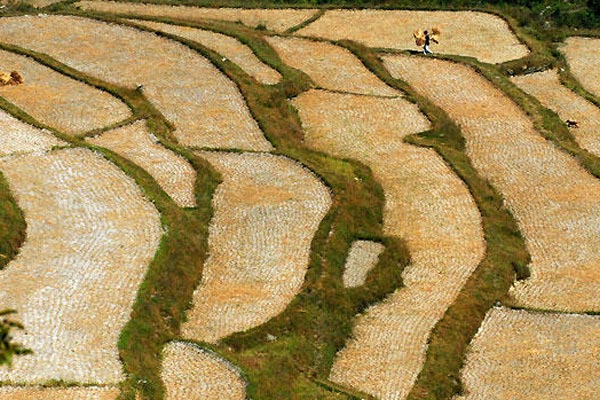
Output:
[
  {"xmin": 431, "ymin": 27, "xmax": 441, "ymax": 42},
  {"xmin": 0, "ymin": 72, "xmax": 11, "ymax": 86},
  {"xmin": 413, "ymin": 29, "xmax": 425, "ymax": 46}
]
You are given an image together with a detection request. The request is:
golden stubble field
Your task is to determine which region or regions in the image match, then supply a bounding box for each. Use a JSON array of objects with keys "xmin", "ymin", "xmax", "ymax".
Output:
[{"xmin": 0, "ymin": 4, "xmax": 599, "ymax": 400}]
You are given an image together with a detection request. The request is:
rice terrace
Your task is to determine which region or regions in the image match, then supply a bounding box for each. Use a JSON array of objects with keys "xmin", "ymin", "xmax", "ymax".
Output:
[{"xmin": 0, "ymin": 0, "xmax": 600, "ymax": 398}]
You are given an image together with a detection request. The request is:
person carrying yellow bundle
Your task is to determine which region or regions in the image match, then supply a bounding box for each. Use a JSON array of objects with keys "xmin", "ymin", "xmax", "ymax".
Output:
[{"xmin": 414, "ymin": 27, "xmax": 440, "ymax": 55}]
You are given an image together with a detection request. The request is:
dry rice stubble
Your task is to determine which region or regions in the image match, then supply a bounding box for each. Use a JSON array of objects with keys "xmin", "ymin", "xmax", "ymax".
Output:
[
  {"xmin": 87, "ymin": 120, "xmax": 196, "ymax": 207},
  {"xmin": 0, "ymin": 15, "xmax": 271, "ymax": 151},
  {"xmin": 126, "ymin": 19, "xmax": 281, "ymax": 85},
  {"xmin": 293, "ymin": 89, "xmax": 485, "ymax": 400},
  {"xmin": 384, "ymin": 54, "xmax": 600, "ymax": 313},
  {"xmin": 161, "ymin": 341, "xmax": 245, "ymax": 400},
  {"xmin": 0, "ymin": 147, "xmax": 162, "ymax": 383},
  {"xmin": 342, "ymin": 240, "xmax": 386, "ymax": 288},
  {"xmin": 0, "ymin": 49, "xmax": 130, "ymax": 135},
  {"xmin": 561, "ymin": 37, "xmax": 600, "ymax": 99},
  {"xmin": 0, "ymin": 108, "xmax": 65, "ymax": 157},
  {"xmin": 454, "ymin": 307, "xmax": 600, "ymax": 400},
  {"xmin": 0, "ymin": 386, "xmax": 120, "ymax": 399},
  {"xmin": 266, "ymin": 36, "xmax": 399, "ymax": 97},
  {"xmin": 296, "ymin": 10, "xmax": 529, "ymax": 64},
  {"xmin": 75, "ymin": 1, "xmax": 318, "ymax": 33},
  {"xmin": 181, "ymin": 151, "xmax": 331, "ymax": 343}
]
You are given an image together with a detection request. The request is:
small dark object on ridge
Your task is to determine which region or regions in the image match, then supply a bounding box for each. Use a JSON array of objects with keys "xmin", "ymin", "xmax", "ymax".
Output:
[{"xmin": 566, "ymin": 119, "xmax": 579, "ymax": 128}]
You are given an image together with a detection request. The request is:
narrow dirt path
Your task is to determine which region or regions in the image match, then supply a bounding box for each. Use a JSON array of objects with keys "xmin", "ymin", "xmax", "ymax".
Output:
[
  {"xmin": 384, "ymin": 54, "xmax": 600, "ymax": 312},
  {"xmin": 294, "ymin": 89, "xmax": 485, "ymax": 400},
  {"xmin": 0, "ymin": 147, "xmax": 162, "ymax": 383},
  {"xmin": 88, "ymin": 120, "xmax": 196, "ymax": 207},
  {"xmin": 0, "ymin": 15, "xmax": 272, "ymax": 151},
  {"xmin": 511, "ymin": 69, "xmax": 600, "ymax": 157},
  {"xmin": 161, "ymin": 341, "xmax": 245, "ymax": 400},
  {"xmin": 181, "ymin": 151, "xmax": 331, "ymax": 343}
]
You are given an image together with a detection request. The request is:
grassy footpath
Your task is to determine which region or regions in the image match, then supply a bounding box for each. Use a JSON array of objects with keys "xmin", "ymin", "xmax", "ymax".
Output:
[
  {"xmin": 102, "ymin": 14, "xmax": 413, "ymax": 399},
  {"xmin": 339, "ymin": 41, "xmax": 530, "ymax": 400}
]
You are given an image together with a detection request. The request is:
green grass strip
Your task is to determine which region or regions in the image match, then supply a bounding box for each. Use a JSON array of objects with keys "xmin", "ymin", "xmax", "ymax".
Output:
[{"xmin": 0, "ymin": 170, "xmax": 26, "ymax": 270}]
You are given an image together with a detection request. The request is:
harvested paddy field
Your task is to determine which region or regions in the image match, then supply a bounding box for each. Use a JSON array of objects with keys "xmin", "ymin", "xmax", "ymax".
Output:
[
  {"xmin": 76, "ymin": 1, "xmax": 317, "ymax": 32},
  {"xmin": 161, "ymin": 342, "xmax": 245, "ymax": 400},
  {"xmin": 297, "ymin": 10, "xmax": 529, "ymax": 64},
  {"xmin": 181, "ymin": 151, "xmax": 331, "ymax": 343},
  {"xmin": 0, "ymin": 147, "xmax": 162, "ymax": 383},
  {"xmin": 0, "ymin": 15, "xmax": 271, "ymax": 151},
  {"xmin": 0, "ymin": 49, "xmax": 130, "ymax": 135},
  {"xmin": 127, "ymin": 19, "xmax": 281, "ymax": 85},
  {"xmin": 342, "ymin": 240, "xmax": 386, "ymax": 288},
  {"xmin": 0, "ymin": 386, "xmax": 120, "ymax": 399},
  {"xmin": 384, "ymin": 55, "xmax": 600, "ymax": 313},
  {"xmin": 266, "ymin": 36, "xmax": 399, "ymax": 96},
  {"xmin": 561, "ymin": 37, "xmax": 600, "ymax": 98},
  {"xmin": 294, "ymin": 89, "xmax": 485, "ymax": 399},
  {"xmin": 511, "ymin": 69, "xmax": 600, "ymax": 157},
  {"xmin": 87, "ymin": 120, "xmax": 196, "ymax": 207},
  {"xmin": 0, "ymin": 109, "xmax": 65, "ymax": 156},
  {"xmin": 455, "ymin": 307, "xmax": 600, "ymax": 400},
  {"xmin": 2, "ymin": 3, "xmax": 600, "ymax": 399}
]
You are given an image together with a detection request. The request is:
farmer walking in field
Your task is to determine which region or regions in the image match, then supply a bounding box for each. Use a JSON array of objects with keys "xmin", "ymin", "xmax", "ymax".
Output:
[
  {"xmin": 423, "ymin": 30, "xmax": 438, "ymax": 55},
  {"xmin": 413, "ymin": 28, "xmax": 441, "ymax": 55}
]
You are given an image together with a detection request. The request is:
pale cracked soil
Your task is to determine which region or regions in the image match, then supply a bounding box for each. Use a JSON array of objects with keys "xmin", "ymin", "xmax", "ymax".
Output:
[
  {"xmin": 293, "ymin": 89, "xmax": 485, "ymax": 400},
  {"xmin": 76, "ymin": 1, "xmax": 318, "ymax": 33},
  {"xmin": 87, "ymin": 120, "xmax": 196, "ymax": 207},
  {"xmin": 0, "ymin": 108, "xmax": 65, "ymax": 157},
  {"xmin": 126, "ymin": 19, "xmax": 281, "ymax": 85},
  {"xmin": 0, "ymin": 386, "xmax": 120, "ymax": 399},
  {"xmin": 511, "ymin": 69, "xmax": 600, "ymax": 158},
  {"xmin": 181, "ymin": 151, "xmax": 331, "ymax": 343},
  {"xmin": 161, "ymin": 341, "xmax": 245, "ymax": 400},
  {"xmin": 342, "ymin": 240, "xmax": 386, "ymax": 288},
  {"xmin": 0, "ymin": 49, "xmax": 130, "ymax": 135},
  {"xmin": 297, "ymin": 10, "xmax": 529, "ymax": 64},
  {"xmin": 384, "ymin": 54, "xmax": 600, "ymax": 312},
  {"xmin": 0, "ymin": 147, "xmax": 162, "ymax": 384},
  {"xmin": 455, "ymin": 307, "xmax": 600, "ymax": 400},
  {"xmin": 266, "ymin": 36, "xmax": 399, "ymax": 97},
  {"xmin": 561, "ymin": 37, "xmax": 600, "ymax": 99},
  {"xmin": 0, "ymin": 15, "xmax": 272, "ymax": 151}
]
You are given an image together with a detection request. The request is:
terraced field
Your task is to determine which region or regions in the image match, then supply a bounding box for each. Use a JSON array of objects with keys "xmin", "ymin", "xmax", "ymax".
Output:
[{"xmin": 0, "ymin": 3, "xmax": 599, "ymax": 400}]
